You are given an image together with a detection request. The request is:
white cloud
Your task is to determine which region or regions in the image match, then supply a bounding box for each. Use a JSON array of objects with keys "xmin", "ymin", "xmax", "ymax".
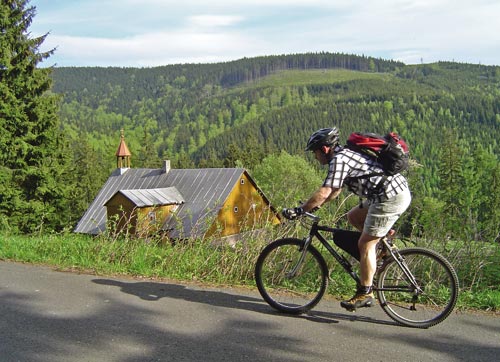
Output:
[
  {"xmin": 187, "ymin": 15, "xmax": 244, "ymax": 28},
  {"xmin": 42, "ymin": 29, "xmax": 266, "ymax": 67},
  {"xmin": 124, "ymin": 0, "xmax": 354, "ymax": 8},
  {"xmin": 33, "ymin": 0, "xmax": 500, "ymax": 67}
]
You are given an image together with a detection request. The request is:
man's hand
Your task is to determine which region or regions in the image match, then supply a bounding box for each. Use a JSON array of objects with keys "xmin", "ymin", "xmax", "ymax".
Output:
[{"xmin": 282, "ymin": 207, "xmax": 304, "ymax": 220}]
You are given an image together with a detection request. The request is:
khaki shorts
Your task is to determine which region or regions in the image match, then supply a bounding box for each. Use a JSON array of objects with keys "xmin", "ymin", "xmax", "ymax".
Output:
[{"xmin": 363, "ymin": 188, "xmax": 412, "ymax": 237}]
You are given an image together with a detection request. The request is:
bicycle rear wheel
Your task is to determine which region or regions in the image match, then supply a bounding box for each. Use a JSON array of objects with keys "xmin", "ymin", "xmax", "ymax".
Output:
[
  {"xmin": 255, "ymin": 238, "xmax": 328, "ymax": 314},
  {"xmin": 376, "ymin": 247, "xmax": 459, "ymax": 328}
]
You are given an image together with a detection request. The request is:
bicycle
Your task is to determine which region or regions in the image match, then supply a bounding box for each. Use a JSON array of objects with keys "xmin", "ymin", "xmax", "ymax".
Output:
[{"xmin": 254, "ymin": 211, "xmax": 459, "ymax": 328}]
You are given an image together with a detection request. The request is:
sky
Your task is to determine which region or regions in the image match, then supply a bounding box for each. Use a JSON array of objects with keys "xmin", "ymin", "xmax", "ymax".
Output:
[{"xmin": 29, "ymin": 0, "xmax": 500, "ymax": 68}]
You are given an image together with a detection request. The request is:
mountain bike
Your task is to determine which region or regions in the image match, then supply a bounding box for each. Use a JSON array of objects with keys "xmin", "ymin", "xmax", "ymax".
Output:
[{"xmin": 254, "ymin": 211, "xmax": 459, "ymax": 328}]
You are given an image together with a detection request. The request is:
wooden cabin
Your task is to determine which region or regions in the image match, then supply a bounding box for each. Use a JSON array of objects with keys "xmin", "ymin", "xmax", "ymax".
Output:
[{"xmin": 74, "ymin": 132, "xmax": 280, "ymax": 239}]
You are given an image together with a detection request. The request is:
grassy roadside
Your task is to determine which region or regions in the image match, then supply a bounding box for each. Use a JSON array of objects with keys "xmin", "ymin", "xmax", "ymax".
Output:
[
  {"xmin": 0, "ymin": 231, "xmax": 498, "ymax": 313},
  {"xmin": 0, "ymin": 232, "xmax": 267, "ymax": 286}
]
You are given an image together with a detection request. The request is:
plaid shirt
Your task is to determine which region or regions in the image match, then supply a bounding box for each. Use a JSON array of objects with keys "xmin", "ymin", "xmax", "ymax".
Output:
[{"xmin": 323, "ymin": 147, "xmax": 409, "ymax": 203}]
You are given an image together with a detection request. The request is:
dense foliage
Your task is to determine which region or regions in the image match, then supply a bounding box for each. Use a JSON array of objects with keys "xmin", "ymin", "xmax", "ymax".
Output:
[
  {"xmin": 0, "ymin": 0, "xmax": 73, "ymax": 233},
  {"xmin": 1, "ymin": 1, "xmax": 498, "ymax": 246},
  {"xmin": 1, "ymin": 0, "xmax": 499, "ymax": 309},
  {"xmin": 51, "ymin": 60, "xmax": 499, "ymax": 243}
]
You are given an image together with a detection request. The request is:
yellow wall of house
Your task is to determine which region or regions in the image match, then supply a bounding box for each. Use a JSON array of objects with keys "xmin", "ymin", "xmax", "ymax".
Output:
[
  {"xmin": 104, "ymin": 172, "xmax": 279, "ymax": 239},
  {"xmin": 135, "ymin": 205, "xmax": 175, "ymax": 237},
  {"xmin": 105, "ymin": 194, "xmax": 174, "ymax": 237},
  {"xmin": 105, "ymin": 194, "xmax": 138, "ymax": 235},
  {"xmin": 206, "ymin": 173, "xmax": 280, "ymax": 238}
]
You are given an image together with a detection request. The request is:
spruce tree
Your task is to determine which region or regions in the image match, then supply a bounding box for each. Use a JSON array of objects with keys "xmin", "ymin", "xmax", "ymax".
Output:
[
  {"xmin": 437, "ymin": 128, "xmax": 464, "ymax": 238},
  {"xmin": 68, "ymin": 132, "xmax": 107, "ymax": 223},
  {"xmin": 0, "ymin": 0, "xmax": 71, "ymax": 233}
]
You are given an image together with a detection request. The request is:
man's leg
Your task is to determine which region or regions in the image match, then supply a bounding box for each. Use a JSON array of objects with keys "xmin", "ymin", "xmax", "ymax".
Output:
[
  {"xmin": 342, "ymin": 191, "xmax": 411, "ymax": 311},
  {"xmin": 340, "ymin": 231, "xmax": 378, "ymax": 311},
  {"xmin": 347, "ymin": 204, "xmax": 368, "ymax": 232},
  {"xmin": 357, "ymin": 232, "xmax": 380, "ymax": 288},
  {"xmin": 341, "ymin": 205, "xmax": 377, "ymax": 310},
  {"xmin": 347, "ymin": 204, "xmax": 379, "ymax": 285}
]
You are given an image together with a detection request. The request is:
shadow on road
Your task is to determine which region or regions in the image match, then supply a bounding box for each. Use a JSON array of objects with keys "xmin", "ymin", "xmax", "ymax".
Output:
[
  {"xmin": 2, "ymin": 262, "xmax": 499, "ymax": 362},
  {"xmin": 92, "ymin": 278, "xmax": 398, "ymax": 327},
  {"xmin": 300, "ymin": 309, "xmax": 399, "ymax": 327}
]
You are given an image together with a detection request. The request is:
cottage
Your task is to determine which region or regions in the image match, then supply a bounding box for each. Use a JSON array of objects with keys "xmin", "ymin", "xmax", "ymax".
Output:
[
  {"xmin": 104, "ymin": 187, "xmax": 185, "ymax": 237},
  {"xmin": 74, "ymin": 133, "xmax": 280, "ymax": 239}
]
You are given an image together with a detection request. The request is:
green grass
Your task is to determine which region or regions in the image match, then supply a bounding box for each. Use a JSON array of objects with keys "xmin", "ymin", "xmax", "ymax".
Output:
[
  {"xmin": 240, "ymin": 68, "xmax": 392, "ymax": 88},
  {"xmin": 0, "ymin": 231, "xmax": 268, "ymax": 286},
  {"xmin": 459, "ymin": 289, "xmax": 500, "ymax": 311},
  {"xmin": 1, "ymin": 231, "xmax": 498, "ymax": 313}
]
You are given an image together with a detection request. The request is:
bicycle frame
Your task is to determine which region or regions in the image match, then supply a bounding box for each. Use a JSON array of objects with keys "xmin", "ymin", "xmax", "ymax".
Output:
[
  {"xmin": 295, "ymin": 212, "xmax": 422, "ymax": 294},
  {"xmin": 295, "ymin": 213, "xmax": 362, "ymax": 286},
  {"xmin": 378, "ymin": 239, "xmax": 424, "ymax": 295}
]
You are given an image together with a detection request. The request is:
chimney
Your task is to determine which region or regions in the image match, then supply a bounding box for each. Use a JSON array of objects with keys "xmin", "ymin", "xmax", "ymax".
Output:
[{"xmin": 163, "ymin": 160, "xmax": 171, "ymax": 174}]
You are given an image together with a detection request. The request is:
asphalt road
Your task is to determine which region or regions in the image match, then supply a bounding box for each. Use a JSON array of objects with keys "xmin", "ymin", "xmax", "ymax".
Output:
[{"xmin": 1, "ymin": 261, "xmax": 499, "ymax": 362}]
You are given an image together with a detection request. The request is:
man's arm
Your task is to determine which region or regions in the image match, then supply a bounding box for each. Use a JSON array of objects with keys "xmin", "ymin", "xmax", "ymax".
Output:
[{"xmin": 301, "ymin": 186, "xmax": 342, "ymax": 212}]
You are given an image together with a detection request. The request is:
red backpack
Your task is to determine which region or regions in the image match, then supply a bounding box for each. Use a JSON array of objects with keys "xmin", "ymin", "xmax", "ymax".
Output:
[{"xmin": 346, "ymin": 132, "xmax": 409, "ymax": 176}]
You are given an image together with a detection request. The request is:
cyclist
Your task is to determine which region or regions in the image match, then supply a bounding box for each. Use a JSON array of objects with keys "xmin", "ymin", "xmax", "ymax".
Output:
[{"xmin": 283, "ymin": 127, "xmax": 411, "ymax": 311}]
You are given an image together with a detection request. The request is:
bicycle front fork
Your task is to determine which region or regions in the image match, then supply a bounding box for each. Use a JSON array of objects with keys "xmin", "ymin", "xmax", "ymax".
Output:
[{"xmin": 286, "ymin": 236, "xmax": 313, "ymax": 278}]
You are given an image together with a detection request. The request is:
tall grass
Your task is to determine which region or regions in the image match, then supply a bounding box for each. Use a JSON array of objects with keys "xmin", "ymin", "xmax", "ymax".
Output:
[
  {"xmin": 1, "ymin": 218, "xmax": 498, "ymax": 312},
  {"xmin": 0, "ymin": 225, "xmax": 284, "ymax": 286}
]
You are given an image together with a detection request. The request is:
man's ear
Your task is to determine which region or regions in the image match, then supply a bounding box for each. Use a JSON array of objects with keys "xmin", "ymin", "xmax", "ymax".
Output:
[{"xmin": 321, "ymin": 145, "xmax": 330, "ymax": 154}]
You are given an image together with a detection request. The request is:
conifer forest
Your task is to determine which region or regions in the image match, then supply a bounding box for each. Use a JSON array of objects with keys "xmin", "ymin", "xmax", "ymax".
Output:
[
  {"xmin": 47, "ymin": 58, "xmax": 499, "ymax": 244},
  {"xmin": 1, "ymin": 1, "xmax": 499, "ymax": 245}
]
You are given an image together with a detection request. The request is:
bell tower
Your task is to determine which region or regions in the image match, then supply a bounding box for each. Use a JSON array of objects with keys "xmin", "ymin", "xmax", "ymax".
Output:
[{"xmin": 116, "ymin": 129, "xmax": 131, "ymax": 170}]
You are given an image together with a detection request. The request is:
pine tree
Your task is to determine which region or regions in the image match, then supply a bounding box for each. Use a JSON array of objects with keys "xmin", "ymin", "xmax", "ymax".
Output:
[
  {"xmin": 0, "ymin": 0, "xmax": 71, "ymax": 233},
  {"xmin": 69, "ymin": 133, "xmax": 107, "ymax": 223},
  {"xmin": 137, "ymin": 128, "xmax": 162, "ymax": 168},
  {"xmin": 437, "ymin": 128, "xmax": 463, "ymax": 236}
]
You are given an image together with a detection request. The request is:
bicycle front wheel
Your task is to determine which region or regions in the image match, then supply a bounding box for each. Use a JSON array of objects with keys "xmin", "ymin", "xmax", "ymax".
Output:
[
  {"xmin": 255, "ymin": 238, "xmax": 328, "ymax": 314},
  {"xmin": 376, "ymin": 247, "xmax": 459, "ymax": 328}
]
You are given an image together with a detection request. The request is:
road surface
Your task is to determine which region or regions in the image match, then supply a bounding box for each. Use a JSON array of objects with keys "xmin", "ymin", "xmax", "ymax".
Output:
[{"xmin": 1, "ymin": 261, "xmax": 498, "ymax": 362}]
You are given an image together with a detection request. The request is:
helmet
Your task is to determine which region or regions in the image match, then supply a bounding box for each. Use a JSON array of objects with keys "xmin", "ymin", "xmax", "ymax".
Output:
[{"xmin": 305, "ymin": 127, "xmax": 340, "ymax": 151}]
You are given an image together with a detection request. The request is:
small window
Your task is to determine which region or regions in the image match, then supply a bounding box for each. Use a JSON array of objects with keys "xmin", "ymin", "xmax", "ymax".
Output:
[
  {"xmin": 234, "ymin": 206, "xmax": 239, "ymax": 213},
  {"xmin": 148, "ymin": 211, "xmax": 156, "ymax": 222},
  {"xmin": 240, "ymin": 179, "xmax": 245, "ymax": 185}
]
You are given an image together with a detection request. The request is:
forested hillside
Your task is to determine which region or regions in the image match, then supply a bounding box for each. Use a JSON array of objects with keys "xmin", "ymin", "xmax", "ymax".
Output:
[
  {"xmin": 3, "ymin": 1, "xmax": 498, "ymax": 310},
  {"xmin": 50, "ymin": 53, "xmax": 499, "ymax": 242},
  {"xmin": 52, "ymin": 53, "xmax": 403, "ymax": 166}
]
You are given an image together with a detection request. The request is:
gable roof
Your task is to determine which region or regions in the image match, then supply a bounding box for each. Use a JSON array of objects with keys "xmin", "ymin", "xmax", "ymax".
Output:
[
  {"xmin": 105, "ymin": 187, "xmax": 185, "ymax": 208},
  {"xmin": 74, "ymin": 167, "xmax": 256, "ymax": 238}
]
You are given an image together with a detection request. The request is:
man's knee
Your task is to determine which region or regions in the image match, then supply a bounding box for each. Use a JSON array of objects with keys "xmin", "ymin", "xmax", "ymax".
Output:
[{"xmin": 348, "ymin": 206, "xmax": 367, "ymax": 231}]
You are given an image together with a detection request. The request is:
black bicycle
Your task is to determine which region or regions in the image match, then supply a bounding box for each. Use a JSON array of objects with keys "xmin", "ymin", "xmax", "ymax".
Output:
[{"xmin": 254, "ymin": 211, "xmax": 459, "ymax": 328}]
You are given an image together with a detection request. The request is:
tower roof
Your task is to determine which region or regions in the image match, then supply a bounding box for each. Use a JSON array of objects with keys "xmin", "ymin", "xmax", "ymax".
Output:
[{"xmin": 115, "ymin": 129, "xmax": 131, "ymax": 157}]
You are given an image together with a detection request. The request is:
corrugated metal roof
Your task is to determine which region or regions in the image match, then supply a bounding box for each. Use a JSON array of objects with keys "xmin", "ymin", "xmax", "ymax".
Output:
[
  {"xmin": 74, "ymin": 167, "xmax": 248, "ymax": 238},
  {"xmin": 107, "ymin": 187, "xmax": 185, "ymax": 207}
]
